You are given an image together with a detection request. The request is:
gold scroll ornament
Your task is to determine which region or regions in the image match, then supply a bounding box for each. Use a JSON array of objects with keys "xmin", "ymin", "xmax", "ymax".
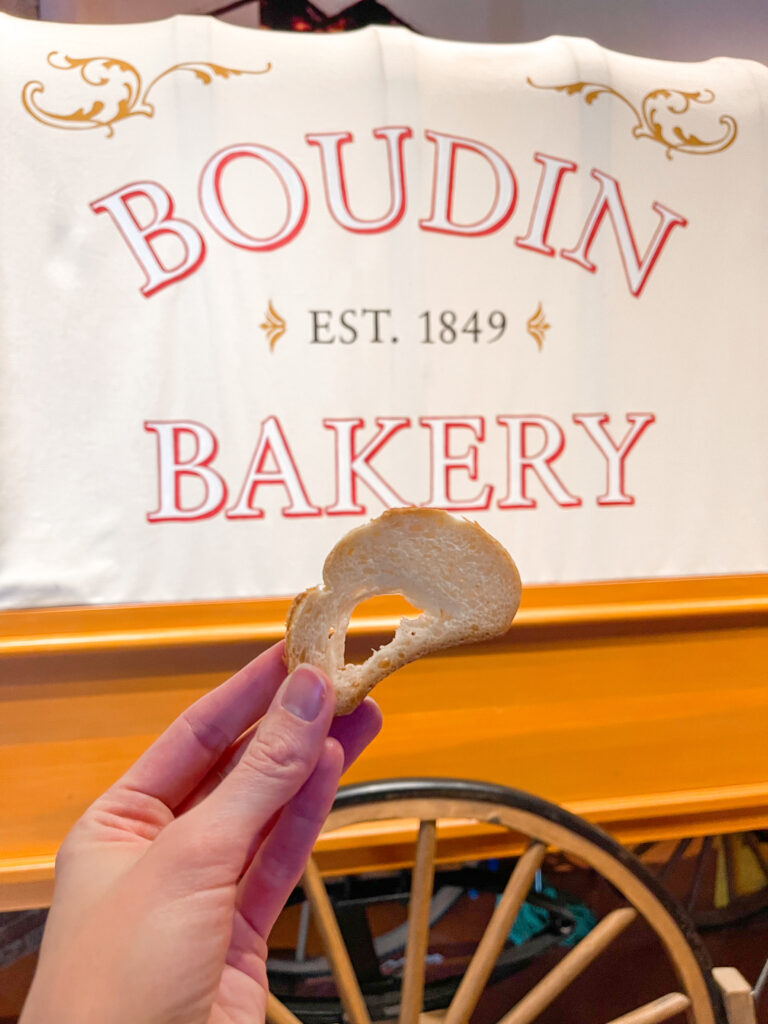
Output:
[
  {"xmin": 528, "ymin": 79, "xmax": 737, "ymax": 159},
  {"xmin": 261, "ymin": 301, "xmax": 286, "ymax": 351},
  {"xmin": 22, "ymin": 53, "xmax": 271, "ymax": 137},
  {"xmin": 526, "ymin": 303, "xmax": 550, "ymax": 349}
]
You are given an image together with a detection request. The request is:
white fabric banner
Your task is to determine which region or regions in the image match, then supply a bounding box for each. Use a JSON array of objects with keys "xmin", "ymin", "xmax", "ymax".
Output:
[{"xmin": 0, "ymin": 14, "xmax": 766, "ymax": 608}]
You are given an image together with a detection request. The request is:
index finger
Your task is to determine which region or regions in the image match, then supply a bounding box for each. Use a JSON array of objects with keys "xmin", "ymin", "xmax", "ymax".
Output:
[
  {"xmin": 177, "ymin": 695, "xmax": 383, "ymax": 813},
  {"xmin": 114, "ymin": 642, "xmax": 288, "ymax": 811}
]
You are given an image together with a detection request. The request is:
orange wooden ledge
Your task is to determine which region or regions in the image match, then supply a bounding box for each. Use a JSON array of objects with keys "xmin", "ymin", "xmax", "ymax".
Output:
[{"xmin": 1, "ymin": 573, "xmax": 767, "ymax": 910}]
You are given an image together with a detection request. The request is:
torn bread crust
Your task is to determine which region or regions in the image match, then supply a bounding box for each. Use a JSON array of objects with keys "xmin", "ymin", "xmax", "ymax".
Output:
[{"xmin": 284, "ymin": 507, "xmax": 521, "ymax": 715}]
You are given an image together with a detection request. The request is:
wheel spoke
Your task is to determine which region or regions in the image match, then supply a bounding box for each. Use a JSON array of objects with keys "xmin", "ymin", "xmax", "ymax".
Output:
[
  {"xmin": 686, "ymin": 836, "xmax": 712, "ymax": 913},
  {"xmin": 399, "ymin": 819, "xmax": 438, "ymax": 1024},
  {"xmin": 443, "ymin": 842, "xmax": 547, "ymax": 1024},
  {"xmin": 745, "ymin": 833, "xmax": 768, "ymax": 879},
  {"xmin": 658, "ymin": 838, "xmax": 692, "ymax": 883},
  {"xmin": 602, "ymin": 992, "xmax": 691, "ymax": 1024},
  {"xmin": 302, "ymin": 856, "xmax": 372, "ymax": 1024},
  {"xmin": 266, "ymin": 993, "xmax": 305, "ymax": 1024},
  {"xmin": 633, "ymin": 842, "xmax": 657, "ymax": 859},
  {"xmin": 296, "ymin": 899, "xmax": 311, "ymax": 962},
  {"xmin": 724, "ymin": 836, "xmax": 737, "ymax": 904},
  {"xmin": 713, "ymin": 837, "xmax": 731, "ymax": 909},
  {"xmin": 498, "ymin": 906, "xmax": 637, "ymax": 1024}
]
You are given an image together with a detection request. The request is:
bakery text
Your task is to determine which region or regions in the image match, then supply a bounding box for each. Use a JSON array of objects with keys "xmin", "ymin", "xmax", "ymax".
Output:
[
  {"xmin": 90, "ymin": 134, "xmax": 687, "ymax": 300},
  {"xmin": 144, "ymin": 413, "xmax": 655, "ymax": 522}
]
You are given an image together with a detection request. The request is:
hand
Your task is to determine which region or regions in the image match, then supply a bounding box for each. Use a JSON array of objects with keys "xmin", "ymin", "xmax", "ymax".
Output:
[{"xmin": 20, "ymin": 642, "xmax": 382, "ymax": 1024}]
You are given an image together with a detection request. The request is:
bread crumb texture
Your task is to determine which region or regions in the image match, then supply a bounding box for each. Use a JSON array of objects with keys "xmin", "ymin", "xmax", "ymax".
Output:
[{"xmin": 285, "ymin": 508, "xmax": 521, "ymax": 714}]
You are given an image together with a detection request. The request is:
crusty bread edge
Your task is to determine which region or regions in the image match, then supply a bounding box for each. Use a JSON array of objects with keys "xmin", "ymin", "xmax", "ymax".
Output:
[{"xmin": 284, "ymin": 508, "xmax": 521, "ymax": 713}]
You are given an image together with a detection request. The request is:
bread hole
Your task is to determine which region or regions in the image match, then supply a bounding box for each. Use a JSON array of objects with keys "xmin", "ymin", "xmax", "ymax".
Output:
[{"xmin": 344, "ymin": 594, "xmax": 423, "ymax": 666}]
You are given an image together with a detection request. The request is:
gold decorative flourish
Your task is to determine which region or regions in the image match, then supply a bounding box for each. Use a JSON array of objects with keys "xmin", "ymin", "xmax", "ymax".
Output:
[
  {"xmin": 526, "ymin": 303, "xmax": 550, "ymax": 350},
  {"xmin": 261, "ymin": 301, "xmax": 286, "ymax": 351},
  {"xmin": 22, "ymin": 53, "xmax": 271, "ymax": 137},
  {"xmin": 528, "ymin": 78, "xmax": 737, "ymax": 159}
]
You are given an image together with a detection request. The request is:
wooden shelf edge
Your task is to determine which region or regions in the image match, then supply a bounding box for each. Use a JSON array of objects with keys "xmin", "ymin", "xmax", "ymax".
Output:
[
  {"xmin": 3, "ymin": 779, "xmax": 767, "ymax": 911},
  {"xmin": 1, "ymin": 574, "xmax": 766, "ymax": 657}
]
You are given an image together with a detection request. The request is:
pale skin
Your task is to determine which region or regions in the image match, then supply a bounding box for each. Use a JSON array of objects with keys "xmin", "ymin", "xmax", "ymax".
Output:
[{"xmin": 20, "ymin": 641, "xmax": 382, "ymax": 1024}]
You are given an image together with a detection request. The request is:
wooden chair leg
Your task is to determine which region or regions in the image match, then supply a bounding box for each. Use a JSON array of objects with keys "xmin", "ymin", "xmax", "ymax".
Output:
[{"xmin": 712, "ymin": 967, "xmax": 758, "ymax": 1024}]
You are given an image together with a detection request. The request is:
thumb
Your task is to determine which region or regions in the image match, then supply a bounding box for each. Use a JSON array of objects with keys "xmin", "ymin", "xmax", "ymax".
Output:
[{"xmin": 162, "ymin": 665, "xmax": 336, "ymax": 878}]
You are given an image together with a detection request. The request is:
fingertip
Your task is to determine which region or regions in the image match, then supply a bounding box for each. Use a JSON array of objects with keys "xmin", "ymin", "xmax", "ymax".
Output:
[
  {"xmin": 323, "ymin": 735, "xmax": 345, "ymax": 765},
  {"xmin": 361, "ymin": 697, "xmax": 383, "ymax": 734},
  {"xmin": 328, "ymin": 697, "xmax": 383, "ymax": 772},
  {"xmin": 315, "ymin": 738, "xmax": 345, "ymax": 809},
  {"xmin": 348, "ymin": 696, "xmax": 384, "ymax": 739}
]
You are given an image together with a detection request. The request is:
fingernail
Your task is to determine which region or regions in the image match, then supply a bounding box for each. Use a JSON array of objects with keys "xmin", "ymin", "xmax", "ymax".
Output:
[{"xmin": 282, "ymin": 666, "xmax": 326, "ymax": 722}]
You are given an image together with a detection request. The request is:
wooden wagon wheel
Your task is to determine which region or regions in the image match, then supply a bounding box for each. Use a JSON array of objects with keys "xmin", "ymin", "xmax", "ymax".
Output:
[
  {"xmin": 633, "ymin": 833, "xmax": 768, "ymax": 930},
  {"xmin": 267, "ymin": 779, "xmax": 726, "ymax": 1024}
]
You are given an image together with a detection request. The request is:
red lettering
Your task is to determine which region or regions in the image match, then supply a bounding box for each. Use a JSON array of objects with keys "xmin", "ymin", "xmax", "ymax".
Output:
[
  {"xmin": 306, "ymin": 127, "xmax": 411, "ymax": 234},
  {"xmin": 573, "ymin": 413, "xmax": 655, "ymax": 505},
  {"xmin": 144, "ymin": 420, "xmax": 226, "ymax": 521},
  {"xmin": 199, "ymin": 144, "xmax": 308, "ymax": 251},
  {"xmin": 324, "ymin": 417, "xmax": 411, "ymax": 514},
  {"xmin": 515, "ymin": 153, "xmax": 577, "ymax": 256},
  {"xmin": 91, "ymin": 182, "xmax": 205, "ymax": 297},
  {"xmin": 497, "ymin": 415, "xmax": 581, "ymax": 508},
  {"xmin": 420, "ymin": 416, "xmax": 493, "ymax": 509},
  {"xmin": 420, "ymin": 131, "xmax": 517, "ymax": 237},
  {"xmin": 560, "ymin": 169, "xmax": 687, "ymax": 297},
  {"xmin": 226, "ymin": 416, "xmax": 319, "ymax": 518}
]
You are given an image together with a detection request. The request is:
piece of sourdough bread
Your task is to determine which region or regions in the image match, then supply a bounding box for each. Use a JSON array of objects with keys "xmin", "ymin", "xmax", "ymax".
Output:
[{"xmin": 285, "ymin": 507, "xmax": 521, "ymax": 714}]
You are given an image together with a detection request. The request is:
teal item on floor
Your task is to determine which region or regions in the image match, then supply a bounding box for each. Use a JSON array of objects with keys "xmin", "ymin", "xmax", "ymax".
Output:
[{"xmin": 507, "ymin": 885, "xmax": 596, "ymax": 948}]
